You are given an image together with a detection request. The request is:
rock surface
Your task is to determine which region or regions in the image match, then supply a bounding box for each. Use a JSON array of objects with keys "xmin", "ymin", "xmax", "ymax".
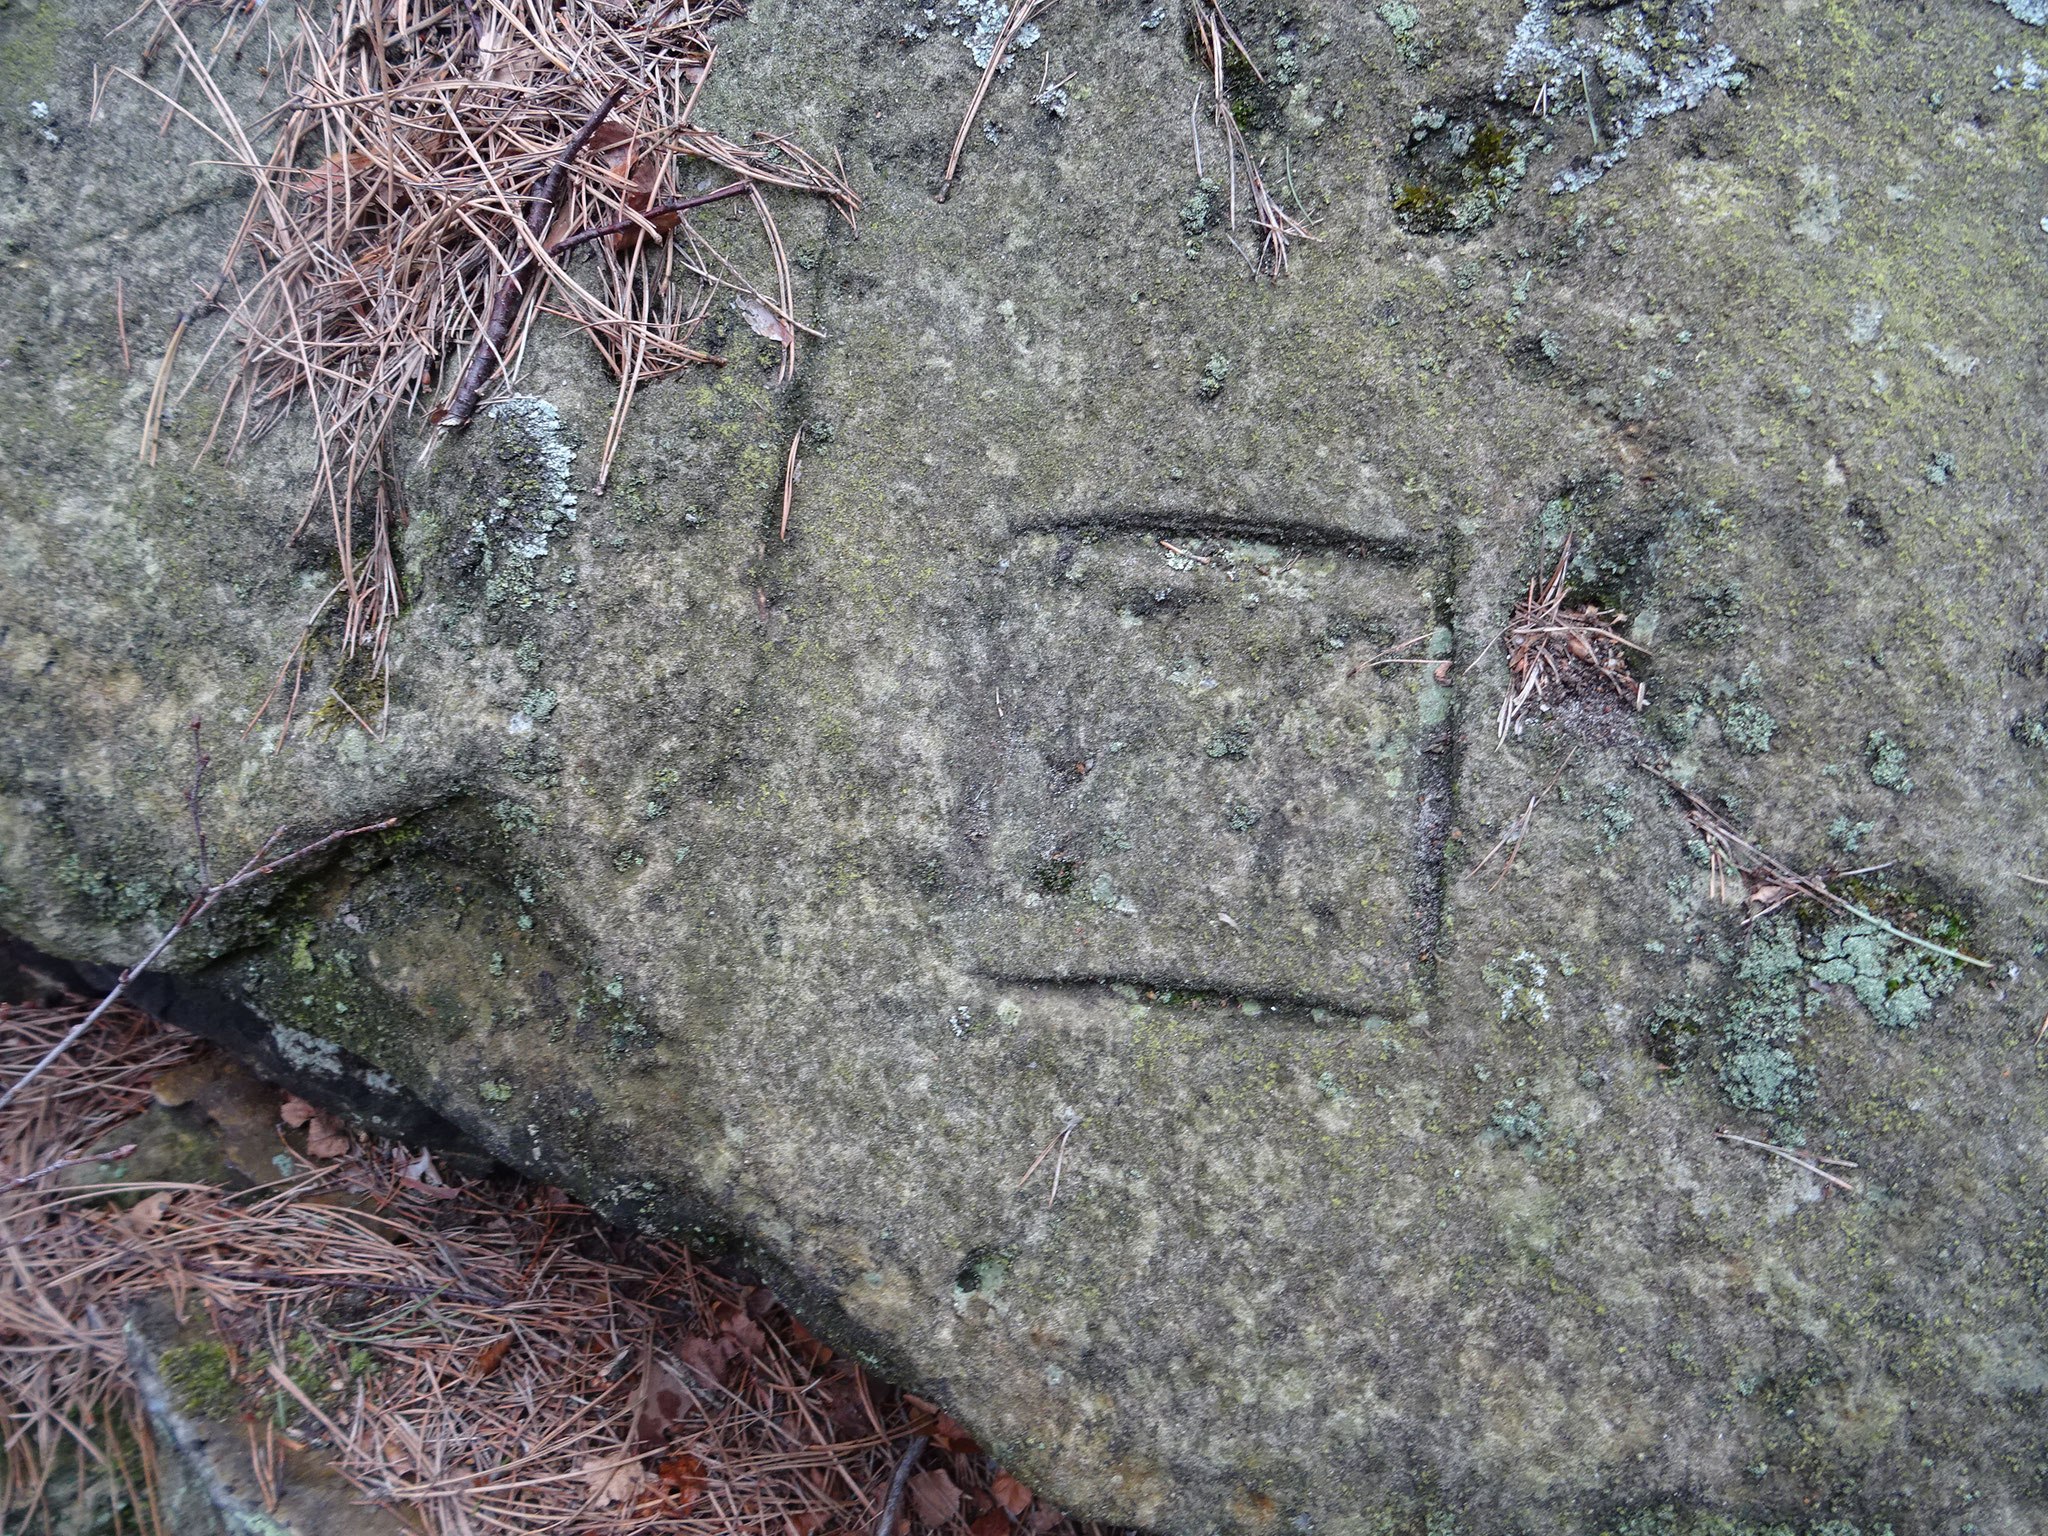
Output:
[{"xmin": 5, "ymin": 0, "xmax": 2048, "ymax": 1531}]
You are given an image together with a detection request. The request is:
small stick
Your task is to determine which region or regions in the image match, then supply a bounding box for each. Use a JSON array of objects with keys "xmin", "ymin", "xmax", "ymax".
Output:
[
  {"xmin": 1, "ymin": 1144, "xmax": 137, "ymax": 1194},
  {"xmin": 874, "ymin": 1434, "xmax": 928, "ymax": 1536},
  {"xmin": 1159, "ymin": 539, "xmax": 1210, "ymax": 565},
  {"xmin": 192, "ymin": 1265, "xmax": 502, "ymax": 1307},
  {"xmin": 0, "ymin": 813, "xmax": 398, "ymax": 1114},
  {"xmin": 2035, "ymin": 1009, "xmax": 2047, "ymax": 1047},
  {"xmin": 546, "ymin": 180, "xmax": 753, "ymax": 255},
  {"xmin": 1015, "ymin": 1128, "xmax": 1062, "ymax": 1190},
  {"xmin": 779, "ymin": 426, "xmax": 802, "ymax": 541},
  {"xmin": 265, "ymin": 1360, "xmax": 353, "ymax": 1448},
  {"xmin": 2017, "ymin": 872, "xmax": 2048, "ymax": 889},
  {"xmin": 1464, "ymin": 746, "xmax": 1579, "ymax": 891},
  {"xmin": 1347, "ymin": 629, "xmax": 1435, "ymax": 680},
  {"xmin": 185, "ymin": 718, "xmax": 211, "ymax": 887},
  {"xmin": 439, "ymin": 86, "xmax": 629, "ymax": 428},
  {"xmin": 1715, "ymin": 1129, "xmax": 1857, "ymax": 1194},
  {"xmin": 114, "ymin": 277, "xmax": 131, "ymax": 373},
  {"xmin": 1189, "ymin": 89, "xmax": 1204, "ymax": 178}
]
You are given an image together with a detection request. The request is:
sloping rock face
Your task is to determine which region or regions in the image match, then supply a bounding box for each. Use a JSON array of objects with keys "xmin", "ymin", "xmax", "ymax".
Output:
[{"xmin": 5, "ymin": 0, "xmax": 2048, "ymax": 1530}]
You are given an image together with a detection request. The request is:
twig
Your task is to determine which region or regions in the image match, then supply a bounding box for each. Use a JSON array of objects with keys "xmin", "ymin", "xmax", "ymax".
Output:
[
  {"xmin": 1464, "ymin": 746, "xmax": 1579, "ymax": 891},
  {"xmin": 779, "ymin": 425, "xmax": 802, "ymax": 542},
  {"xmin": 0, "ymin": 811, "xmax": 398, "ymax": 1114},
  {"xmin": 546, "ymin": 180, "xmax": 755, "ymax": 255},
  {"xmin": 1015, "ymin": 1128, "xmax": 1062, "ymax": 1190},
  {"xmin": 874, "ymin": 1434, "xmax": 928, "ymax": 1536},
  {"xmin": 199, "ymin": 1265, "xmax": 501, "ymax": 1307},
  {"xmin": 1159, "ymin": 539, "xmax": 1210, "ymax": 565},
  {"xmin": 1045, "ymin": 1117, "xmax": 1078, "ymax": 1208},
  {"xmin": 2017, "ymin": 872, "xmax": 2048, "ymax": 888},
  {"xmin": 1, "ymin": 1144, "xmax": 136, "ymax": 1194},
  {"xmin": 184, "ymin": 718, "xmax": 211, "ymax": 887},
  {"xmin": 1642, "ymin": 764, "xmax": 1989, "ymax": 970},
  {"xmin": 1715, "ymin": 1129, "xmax": 1857, "ymax": 1194},
  {"xmin": 438, "ymin": 86, "xmax": 629, "ymax": 428},
  {"xmin": 1346, "ymin": 629, "xmax": 1434, "ymax": 680}
]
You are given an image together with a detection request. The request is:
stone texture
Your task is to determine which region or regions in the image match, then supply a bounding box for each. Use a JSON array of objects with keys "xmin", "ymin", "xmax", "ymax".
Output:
[{"xmin": 5, "ymin": 0, "xmax": 2048, "ymax": 1532}]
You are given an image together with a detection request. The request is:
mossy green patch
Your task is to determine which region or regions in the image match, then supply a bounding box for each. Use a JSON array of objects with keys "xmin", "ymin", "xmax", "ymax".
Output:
[{"xmin": 159, "ymin": 1338, "xmax": 240, "ymax": 1421}]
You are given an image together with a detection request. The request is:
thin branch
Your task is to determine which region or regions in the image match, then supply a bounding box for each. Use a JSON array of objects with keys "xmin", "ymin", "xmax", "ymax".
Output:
[
  {"xmin": 1715, "ymin": 1129, "xmax": 1858, "ymax": 1194},
  {"xmin": 874, "ymin": 1434, "xmax": 928, "ymax": 1536},
  {"xmin": 0, "ymin": 813, "xmax": 398, "ymax": 1114}
]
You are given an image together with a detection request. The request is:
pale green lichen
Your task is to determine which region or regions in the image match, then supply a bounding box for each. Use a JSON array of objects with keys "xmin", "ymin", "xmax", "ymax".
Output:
[
  {"xmin": 1377, "ymin": 2, "xmax": 1422, "ymax": 68},
  {"xmin": 1496, "ymin": 1, "xmax": 1747, "ymax": 195},
  {"xmin": 1809, "ymin": 919, "xmax": 1958, "ymax": 1031},
  {"xmin": 1721, "ymin": 701, "xmax": 1776, "ymax": 755},
  {"xmin": 1866, "ymin": 730, "xmax": 1913, "ymax": 793},
  {"xmin": 1717, "ymin": 920, "xmax": 1813, "ymax": 1116}
]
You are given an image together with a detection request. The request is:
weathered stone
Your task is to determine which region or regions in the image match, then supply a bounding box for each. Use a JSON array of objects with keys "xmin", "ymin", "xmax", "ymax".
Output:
[{"xmin": 5, "ymin": 0, "xmax": 2047, "ymax": 1531}]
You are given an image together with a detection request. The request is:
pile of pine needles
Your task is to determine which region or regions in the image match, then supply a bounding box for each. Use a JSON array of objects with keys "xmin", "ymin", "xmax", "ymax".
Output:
[
  {"xmin": 0, "ymin": 999, "xmax": 197, "ymax": 1534},
  {"xmin": 0, "ymin": 997, "xmax": 1117, "ymax": 1536},
  {"xmin": 1488, "ymin": 535, "xmax": 1648, "ymax": 745},
  {"xmin": 1187, "ymin": 0, "xmax": 1315, "ymax": 275},
  {"xmin": 113, "ymin": 0, "xmax": 857, "ymax": 735}
]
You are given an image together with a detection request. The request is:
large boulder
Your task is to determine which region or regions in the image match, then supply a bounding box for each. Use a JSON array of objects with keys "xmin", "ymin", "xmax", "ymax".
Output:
[{"xmin": 5, "ymin": 0, "xmax": 2047, "ymax": 1530}]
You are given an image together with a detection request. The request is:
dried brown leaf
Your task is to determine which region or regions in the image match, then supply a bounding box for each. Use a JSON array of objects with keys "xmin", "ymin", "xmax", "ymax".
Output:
[
  {"xmin": 909, "ymin": 1467, "xmax": 962, "ymax": 1527},
  {"xmin": 472, "ymin": 1336, "xmax": 512, "ymax": 1379},
  {"xmin": 278, "ymin": 1095, "xmax": 317, "ymax": 1128},
  {"xmin": 305, "ymin": 1113, "xmax": 350, "ymax": 1159},
  {"xmin": 656, "ymin": 1450, "xmax": 705, "ymax": 1510},
  {"xmin": 578, "ymin": 1455, "xmax": 647, "ymax": 1507},
  {"xmin": 989, "ymin": 1471, "xmax": 1033, "ymax": 1517}
]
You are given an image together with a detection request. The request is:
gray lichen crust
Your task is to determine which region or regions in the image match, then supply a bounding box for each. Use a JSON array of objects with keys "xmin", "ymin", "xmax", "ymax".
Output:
[{"xmin": 6, "ymin": 1, "xmax": 2048, "ymax": 1533}]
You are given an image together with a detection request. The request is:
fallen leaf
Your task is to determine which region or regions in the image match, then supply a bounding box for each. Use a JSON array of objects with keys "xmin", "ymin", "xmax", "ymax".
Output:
[
  {"xmin": 931, "ymin": 1412, "xmax": 978, "ymax": 1454},
  {"xmin": 124, "ymin": 1191, "xmax": 172, "ymax": 1231},
  {"xmin": 278, "ymin": 1095, "xmax": 317, "ymax": 1128},
  {"xmin": 716, "ymin": 1305, "xmax": 767, "ymax": 1356},
  {"xmin": 989, "ymin": 1472, "xmax": 1032, "ymax": 1517},
  {"xmin": 472, "ymin": 1336, "xmax": 512, "ymax": 1379},
  {"xmin": 655, "ymin": 1451, "xmax": 704, "ymax": 1512},
  {"xmin": 908, "ymin": 1467, "xmax": 961, "ymax": 1528},
  {"xmin": 305, "ymin": 1113, "xmax": 350, "ymax": 1159},
  {"xmin": 1025, "ymin": 1501, "xmax": 1065, "ymax": 1535},
  {"xmin": 401, "ymin": 1148, "xmax": 444, "ymax": 1185},
  {"xmin": 674, "ymin": 1331, "xmax": 738, "ymax": 1389},
  {"xmin": 785, "ymin": 1316, "xmax": 832, "ymax": 1367},
  {"xmin": 969, "ymin": 1511, "xmax": 1012, "ymax": 1536},
  {"xmin": 734, "ymin": 293, "xmax": 793, "ymax": 348},
  {"xmin": 789, "ymin": 1512, "xmax": 826, "ymax": 1536},
  {"xmin": 633, "ymin": 1352, "xmax": 699, "ymax": 1445},
  {"xmin": 579, "ymin": 1456, "xmax": 647, "ymax": 1507}
]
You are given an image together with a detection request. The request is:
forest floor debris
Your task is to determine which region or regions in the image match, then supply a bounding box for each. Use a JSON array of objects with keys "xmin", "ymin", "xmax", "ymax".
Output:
[{"xmin": 0, "ymin": 996, "xmax": 1120, "ymax": 1536}]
